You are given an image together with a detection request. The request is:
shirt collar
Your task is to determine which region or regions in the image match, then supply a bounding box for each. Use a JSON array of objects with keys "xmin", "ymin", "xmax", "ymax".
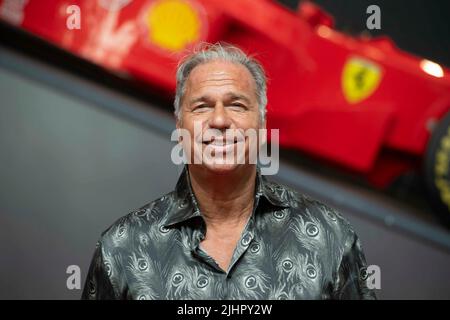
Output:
[{"xmin": 163, "ymin": 165, "xmax": 290, "ymax": 228}]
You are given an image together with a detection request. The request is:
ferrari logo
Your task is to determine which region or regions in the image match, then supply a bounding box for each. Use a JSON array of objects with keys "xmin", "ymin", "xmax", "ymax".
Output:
[{"xmin": 342, "ymin": 57, "xmax": 382, "ymax": 104}]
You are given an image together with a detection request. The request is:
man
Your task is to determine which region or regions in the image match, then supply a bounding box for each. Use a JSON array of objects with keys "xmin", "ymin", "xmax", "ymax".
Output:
[{"xmin": 82, "ymin": 43, "xmax": 376, "ymax": 300}]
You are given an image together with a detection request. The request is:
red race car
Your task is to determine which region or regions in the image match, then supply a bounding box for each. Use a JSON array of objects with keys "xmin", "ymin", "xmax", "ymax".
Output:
[{"xmin": 2, "ymin": 0, "xmax": 450, "ymax": 225}]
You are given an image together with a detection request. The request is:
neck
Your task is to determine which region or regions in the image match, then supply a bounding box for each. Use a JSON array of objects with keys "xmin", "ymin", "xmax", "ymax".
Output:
[{"xmin": 188, "ymin": 164, "xmax": 257, "ymax": 228}]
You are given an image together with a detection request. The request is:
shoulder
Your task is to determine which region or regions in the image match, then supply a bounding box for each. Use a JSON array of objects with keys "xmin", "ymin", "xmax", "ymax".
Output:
[
  {"xmin": 269, "ymin": 180, "xmax": 356, "ymax": 245},
  {"xmin": 97, "ymin": 191, "xmax": 177, "ymax": 250}
]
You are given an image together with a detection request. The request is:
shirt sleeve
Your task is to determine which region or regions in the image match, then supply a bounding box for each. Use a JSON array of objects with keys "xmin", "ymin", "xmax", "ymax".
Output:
[
  {"xmin": 81, "ymin": 240, "xmax": 119, "ymax": 300},
  {"xmin": 332, "ymin": 230, "xmax": 377, "ymax": 300}
]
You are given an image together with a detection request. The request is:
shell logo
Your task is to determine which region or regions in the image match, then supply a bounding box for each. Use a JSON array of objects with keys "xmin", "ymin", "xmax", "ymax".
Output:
[{"xmin": 145, "ymin": 0, "xmax": 204, "ymax": 52}]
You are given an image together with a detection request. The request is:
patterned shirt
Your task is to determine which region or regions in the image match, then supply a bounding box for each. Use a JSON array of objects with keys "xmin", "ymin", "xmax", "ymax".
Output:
[{"xmin": 82, "ymin": 166, "xmax": 376, "ymax": 300}]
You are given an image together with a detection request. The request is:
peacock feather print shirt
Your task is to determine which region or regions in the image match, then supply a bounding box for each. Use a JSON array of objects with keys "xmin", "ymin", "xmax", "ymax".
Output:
[{"xmin": 82, "ymin": 166, "xmax": 376, "ymax": 300}]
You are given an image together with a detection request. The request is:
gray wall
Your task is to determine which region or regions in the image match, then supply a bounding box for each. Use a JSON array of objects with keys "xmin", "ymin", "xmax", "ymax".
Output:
[
  {"xmin": 0, "ymin": 64, "xmax": 181, "ymax": 299},
  {"xmin": 1, "ymin": 49, "xmax": 449, "ymax": 299}
]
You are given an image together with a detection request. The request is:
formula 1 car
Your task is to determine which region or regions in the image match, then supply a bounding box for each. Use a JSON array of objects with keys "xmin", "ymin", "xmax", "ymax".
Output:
[{"xmin": 1, "ymin": 0, "xmax": 450, "ymax": 226}]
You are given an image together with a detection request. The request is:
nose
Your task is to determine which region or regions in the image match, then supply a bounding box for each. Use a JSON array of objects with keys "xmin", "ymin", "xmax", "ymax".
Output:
[{"xmin": 207, "ymin": 103, "xmax": 232, "ymax": 130}]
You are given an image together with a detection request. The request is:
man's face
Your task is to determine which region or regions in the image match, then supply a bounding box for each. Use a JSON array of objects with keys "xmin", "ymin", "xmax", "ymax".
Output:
[{"xmin": 177, "ymin": 60, "xmax": 264, "ymax": 174}]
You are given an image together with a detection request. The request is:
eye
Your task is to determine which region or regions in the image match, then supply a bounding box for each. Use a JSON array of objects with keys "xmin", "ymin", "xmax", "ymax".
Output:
[
  {"xmin": 172, "ymin": 273, "xmax": 184, "ymax": 285},
  {"xmin": 229, "ymin": 103, "xmax": 246, "ymax": 110},
  {"xmin": 306, "ymin": 223, "xmax": 319, "ymax": 237},
  {"xmin": 306, "ymin": 266, "xmax": 317, "ymax": 279},
  {"xmin": 197, "ymin": 275, "xmax": 209, "ymax": 288},
  {"xmin": 273, "ymin": 210, "xmax": 285, "ymax": 220},
  {"xmin": 159, "ymin": 225, "xmax": 170, "ymax": 234},
  {"xmin": 193, "ymin": 104, "xmax": 210, "ymax": 112},
  {"xmin": 282, "ymin": 259, "xmax": 293, "ymax": 271},
  {"xmin": 105, "ymin": 262, "xmax": 112, "ymax": 276},
  {"xmin": 250, "ymin": 243, "xmax": 260, "ymax": 253},
  {"xmin": 360, "ymin": 267, "xmax": 368, "ymax": 280},
  {"xmin": 117, "ymin": 225, "xmax": 126, "ymax": 237},
  {"xmin": 135, "ymin": 208, "xmax": 147, "ymax": 217},
  {"xmin": 240, "ymin": 233, "xmax": 252, "ymax": 246},
  {"xmin": 137, "ymin": 259, "xmax": 148, "ymax": 271},
  {"xmin": 244, "ymin": 275, "xmax": 257, "ymax": 289}
]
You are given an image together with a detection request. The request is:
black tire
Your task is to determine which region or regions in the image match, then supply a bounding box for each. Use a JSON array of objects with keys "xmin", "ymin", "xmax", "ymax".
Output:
[{"xmin": 424, "ymin": 110, "xmax": 450, "ymax": 229}]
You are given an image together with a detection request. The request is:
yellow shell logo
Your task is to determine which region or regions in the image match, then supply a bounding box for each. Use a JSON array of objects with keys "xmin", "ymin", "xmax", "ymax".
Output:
[
  {"xmin": 342, "ymin": 57, "xmax": 382, "ymax": 104},
  {"xmin": 146, "ymin": 0, "xmax": 202, "ymax": 51}
]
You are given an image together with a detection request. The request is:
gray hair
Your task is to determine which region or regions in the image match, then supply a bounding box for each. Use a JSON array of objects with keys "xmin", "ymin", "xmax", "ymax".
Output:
[{"xmin": 174, "ymin": 42, "xmax": 267, "ymax": 122}]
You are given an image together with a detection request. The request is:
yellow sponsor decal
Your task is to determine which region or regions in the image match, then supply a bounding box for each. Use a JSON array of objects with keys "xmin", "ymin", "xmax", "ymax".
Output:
[
  {"xmin": 342, "ymin": 57, "xmax": 382, "ymax": 104},
  {"xmin": 145, "ymin": 0, "xmax": 202, "ymax": 52}
]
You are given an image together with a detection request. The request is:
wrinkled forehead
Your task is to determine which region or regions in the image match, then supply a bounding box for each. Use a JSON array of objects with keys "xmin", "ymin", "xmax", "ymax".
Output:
[{"xmin": 185, "ymin": 60, "xmax": 257, "ymax": 99}]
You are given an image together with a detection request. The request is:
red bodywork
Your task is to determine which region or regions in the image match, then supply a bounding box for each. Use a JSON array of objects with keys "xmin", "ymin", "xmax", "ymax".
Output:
[{"xmin": 2, "ymin": 0, "xmax": 450, "ymax": 187}]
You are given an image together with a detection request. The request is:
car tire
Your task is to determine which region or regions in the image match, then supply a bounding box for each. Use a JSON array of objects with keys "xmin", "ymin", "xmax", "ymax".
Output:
[{"xmin": 424, "ymin": 111, "xmax": 450, "ymax": 229}]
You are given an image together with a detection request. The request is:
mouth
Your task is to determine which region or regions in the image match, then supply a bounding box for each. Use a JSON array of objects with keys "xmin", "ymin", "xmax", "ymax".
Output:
[
  {"xmin": 200, "ymin": 136, "xmax": 245, "ymax": 155},
  {"xmin": 202, "ymin": 137, "xmax": 240, "ymax": 146}
]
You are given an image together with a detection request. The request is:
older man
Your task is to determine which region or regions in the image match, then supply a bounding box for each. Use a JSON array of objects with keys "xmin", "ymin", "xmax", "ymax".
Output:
[{"xmin": 82, "ymin": 43, "xmax": 376, "ymax": 300}]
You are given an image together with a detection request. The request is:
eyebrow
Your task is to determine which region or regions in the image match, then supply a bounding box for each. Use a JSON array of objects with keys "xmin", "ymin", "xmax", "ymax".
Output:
[{"xmin": 188, "ymin": 92, "xmax": 252, "ymax": 105}]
